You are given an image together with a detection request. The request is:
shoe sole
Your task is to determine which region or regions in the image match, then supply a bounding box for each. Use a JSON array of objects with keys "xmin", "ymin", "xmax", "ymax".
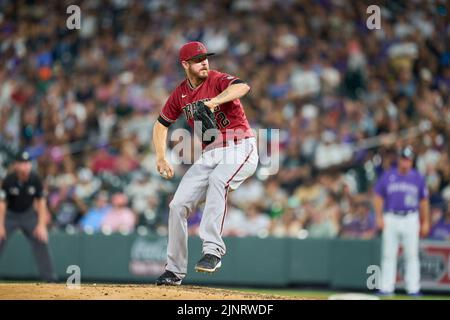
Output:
[
  {"xmin": 156, "ymin": 280, "xmax": 182, "ymax": 286},
  {"xmin": 195, "ymin": 261, "xmax": 222, "ymax": 273}
]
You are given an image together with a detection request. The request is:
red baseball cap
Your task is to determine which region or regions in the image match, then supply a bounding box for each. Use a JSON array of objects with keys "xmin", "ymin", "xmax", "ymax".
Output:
[{"xmin": 179, "ymin": 41, "xmax": 215, "ymax": 63}]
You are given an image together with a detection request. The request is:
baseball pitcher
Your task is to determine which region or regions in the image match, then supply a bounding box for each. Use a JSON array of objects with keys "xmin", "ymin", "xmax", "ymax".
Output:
[
  {"xmin": 153, "ymin": 42, "xmax": 258, "ymax": 285},
  {"xmin": 374, "ymin": 146, "xmax": 430, "ymax": 296}
]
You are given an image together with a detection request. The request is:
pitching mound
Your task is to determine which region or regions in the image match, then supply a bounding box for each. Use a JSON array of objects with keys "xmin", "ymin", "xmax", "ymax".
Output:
[{"xmin": 0, "ymin": 283, "xmax": 303, "ymax": 300}]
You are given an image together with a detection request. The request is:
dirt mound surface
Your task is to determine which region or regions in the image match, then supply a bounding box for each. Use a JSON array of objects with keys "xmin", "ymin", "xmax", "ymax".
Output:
[{"xmin": 0, "ymin": 283, "xmax": 305, "ymax": 300}]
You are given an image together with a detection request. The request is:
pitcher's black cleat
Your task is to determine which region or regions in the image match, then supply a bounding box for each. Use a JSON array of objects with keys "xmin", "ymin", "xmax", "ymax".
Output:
[
  {"xmin": 155, "ymin": 270, "xmax": 182, "ymax": 286},
  {"xmin": 195, "ymin": 254, "xmax": 222, "ymax": 273}
]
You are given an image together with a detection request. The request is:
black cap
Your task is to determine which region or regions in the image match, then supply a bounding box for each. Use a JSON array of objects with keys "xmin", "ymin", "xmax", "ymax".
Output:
[
  {"xmin": 15, "ymin": 150, "xmax": 31, "ymax": 162},
  {"xmin": 399, "ymin": 146, "xmax": 414, "ymax": 160}
]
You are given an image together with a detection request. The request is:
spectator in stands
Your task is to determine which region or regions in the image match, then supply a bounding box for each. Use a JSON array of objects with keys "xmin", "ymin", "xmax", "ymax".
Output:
[
  {"xmin": 244, "ymin": 204, "xmax": 271, "ymax": 237},
  {"xmin": 74, "ymin": 168, "xmax": 101, "ymax": 203},
  {"xmin": 278, "ymin": 142, "xmax": 311, "ymax": 193},
  {"xmin": 304, "ymin": 198, "xmax": 340, "ymax": 239},
  {"xmin": 49, "ymin": 181, "xmax": 87, "ymax": 229},
  {"xmin": 429, "ymin": 202, "xmax": 450, "ymax": 241},
  {"xmin": 101, "ymin": 192, "xmax": 136, "ymax": 233},
  {"xmin": 269, "ymin": 197, "xmax": 306, "ymax": 238},
  {"xmin": 125, "ymin": 170, "xmax": 159, "ymax": 216},
  {"xmin": 340, "ymin": 200, "xmax": 377, "ymax": 239},
  {"xmin": 88, "ymin": 147, "xmax": 118, "ymax": 175},
  {"xmin": 114, "ymin": 140, "xmax": 140, "ymax": 175},
  {"xmin": 261, "ymin": 178, "xmax": 288, "ymax": 219},
  {"xmin": 78, "ymin": 191, "xmax": 111, "ymax": 233}
]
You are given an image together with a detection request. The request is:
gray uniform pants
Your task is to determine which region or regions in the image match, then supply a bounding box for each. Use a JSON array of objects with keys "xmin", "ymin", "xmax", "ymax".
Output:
[
  {"xmin": 380, "ymin": 212, "xmax": 420, "ymax": 294},
  {"xmin": 166, "ymin": 137, "xmax": 259, "ymax": 279},
  {"xmin": 0, "ymin": 208, "xmax": 56, "ymax": 282}
]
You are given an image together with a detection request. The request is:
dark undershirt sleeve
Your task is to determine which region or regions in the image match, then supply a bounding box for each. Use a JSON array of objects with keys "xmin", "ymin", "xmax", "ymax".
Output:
[
  {"xmin": 157, "ymin": 115, "xmax": 172, "ymax": 127},
  {"xmin": 230, "ymin": 79, "xmax": 246, "ymax": 85}
]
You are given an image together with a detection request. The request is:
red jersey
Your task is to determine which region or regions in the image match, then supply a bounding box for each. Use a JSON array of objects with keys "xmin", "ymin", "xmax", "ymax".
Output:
[{"xmin": 159, "ymin": 70, "xmax": 254, "ymax": 144}]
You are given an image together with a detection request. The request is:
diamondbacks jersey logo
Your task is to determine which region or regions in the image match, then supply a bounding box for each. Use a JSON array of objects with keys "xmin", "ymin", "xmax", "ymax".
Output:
[{"xmin": 182, "ymin": 98, "xmax": 218, "ymax": 121}]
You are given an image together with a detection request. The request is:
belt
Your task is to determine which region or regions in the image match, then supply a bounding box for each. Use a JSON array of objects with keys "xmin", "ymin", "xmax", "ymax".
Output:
[
  {"xmin": 204, "ymin": 136, "xmax": 253, "ymax": 151},
  {"xmin": 387, "ymin": 210, "xmax": 418, "ymax": 216}
]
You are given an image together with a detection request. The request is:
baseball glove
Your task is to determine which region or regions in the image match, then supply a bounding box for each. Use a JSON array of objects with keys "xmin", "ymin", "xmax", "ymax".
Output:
[{"xmin": 192, "ymin": 100, "xmax": 219, "ymax": 144}]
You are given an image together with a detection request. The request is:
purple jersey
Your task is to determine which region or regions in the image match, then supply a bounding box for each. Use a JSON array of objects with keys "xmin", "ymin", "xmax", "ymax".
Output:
[{"xmin": 374, "ymin": 168, "xmax": 428, "ymax": 212}]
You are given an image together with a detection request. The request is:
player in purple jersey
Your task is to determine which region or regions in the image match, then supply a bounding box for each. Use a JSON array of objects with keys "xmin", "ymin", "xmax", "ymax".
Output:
[{"xmin": 373, "ymin": 146, "xmax": 430, "ymax": 296}]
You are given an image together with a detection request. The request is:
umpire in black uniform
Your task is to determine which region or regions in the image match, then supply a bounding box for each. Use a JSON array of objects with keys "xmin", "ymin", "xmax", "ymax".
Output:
[{"xmin": 0, "ymin": 151, "xmax": 57, "ymax": 282}]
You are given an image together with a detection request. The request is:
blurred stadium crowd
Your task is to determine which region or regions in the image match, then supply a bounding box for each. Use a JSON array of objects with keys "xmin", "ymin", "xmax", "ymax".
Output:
[{"xmin": 0, "ymin": 0, "xmax": 449, "ymax": 240}]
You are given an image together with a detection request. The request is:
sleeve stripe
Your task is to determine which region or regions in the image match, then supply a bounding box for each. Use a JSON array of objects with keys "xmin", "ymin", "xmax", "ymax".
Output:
[
  {"xmin": 158, "ymin": 115, "xmax": 172, "ymax": 127},
  {"xmin": 160, "ymin": 112, "xmax": 176, "ymax": 123}
]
